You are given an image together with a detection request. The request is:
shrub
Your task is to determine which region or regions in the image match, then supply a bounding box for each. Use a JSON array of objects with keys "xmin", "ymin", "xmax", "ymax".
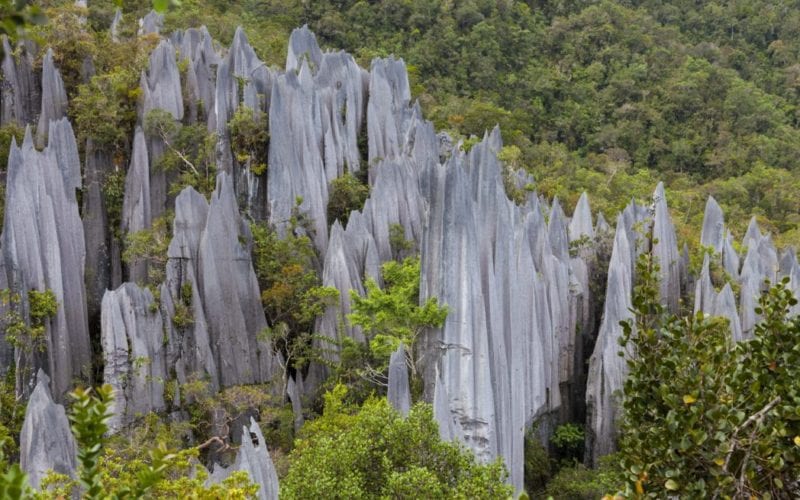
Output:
[
  {"xmin": 281, "ymin": 385, "xmax": 512, "ymax": 499},
  {"xmin": 326, "ymin": 172, "xmax": 369, "ymax": 226}
]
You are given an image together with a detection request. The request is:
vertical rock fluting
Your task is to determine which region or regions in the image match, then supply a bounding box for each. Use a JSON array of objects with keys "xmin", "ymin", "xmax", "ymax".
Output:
[
  {"xmin": 584, "ymin": 212, "xmax": 637, "ymax": 465},
  {"xmin": 367, "ymin": 57, "xmax": 413, "ymax": 166},
  {"xmin": 19, "ymin": 370, "xmax": 77, "ymax": 489},
  {"xmin": 214, "ymin": 27, "xmax": 272, "ymax": 219},
  {"xmin": 35, "ymin": 49, "xmax": 68, "ymax": 147},
  {"xmin": 173, "ymin": 26, "xmax": 219, "ymax": 128},
  {"xmin": 417, "ymin": 127, "xmax": 592, "ymax": 491},
  {"xmin": 198, "ymin": 173, "xmax": 277, "ymax": 387},
  {"xmin": 267, "ymin": 61, "xmax": 328, "ymax": 252},
  {"xmin": 101, "ymin": 283, "xmax": 166, "ymax": 431},
  {"xmin": 1, "ymin": 37, "xmax": 39, "ymax": 126},
  {"xmin": 387, "ymin": 344, "xmax": 410, "ymax": 416},
  {"xmin": 207, "ymin": 417, "xmax": 280, "ymax": 500},
  {"xmin": 120, "ymin": 127, "xmax": 151, "ymax": 283},
  {"xmin": 141, "ymin": 38, "xmax": 183, "ymax": 220},
  {"xmin": 2, "ymin": 121, "xmax": 90, "ymax": 399},
  {"xmin": 82, "ymin": 139, "xmax": 113, "ymax": 337},
  {"xmin": 161, "ymin": 186, "xmax": 218, "ymax": 394},
  {"xmin": 652, "ymin": 182, "xmax": 682, "ymax": 313}
]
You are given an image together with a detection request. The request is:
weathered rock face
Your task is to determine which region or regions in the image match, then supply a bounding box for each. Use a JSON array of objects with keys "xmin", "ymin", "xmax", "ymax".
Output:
[
  {"xmin": 19, "ymin": 370, "xmax": 77, "ymax": 489},
  {"xmin": 418, "ymin": 128, "xmax": 590, "ymax": 492},
  {"xmin": 1, "ymin": 37, "xmax": 40, "ymax": 126},
  {"xmin": 652, "ymin": 182, "xmax": 681, "ymax": 313},
  {"xmin": 82, "ymin": 139, "xmax": 113, "ymax": 335},
  {"xmin": 267, "ymin": 61, "xmax": 329, "ymax": 252},
  {"xmin": 161, "ymin": 186, "xmax": 218, "ymax": 394},
  {"xmin": 199, "ymin": 173, "xmax": 277, "ymax": 387},
  {"xmin": 367, "ymin": 57, "xmax": 412, "ymax": 165},
  {"xmin": 36, "ymin": 49, "xmax": 68, "ymax": 147},
  {"xmin": 214, "ymin": 27, "xmax": 272, "ymax": 219},
  {"xmin": 584, "ymin": 204, "xmax": 644, "ymax": 465},
  {"xmin": 208, "ymin": 417, "xmax": 279, "ymax": 500},
  {"xmin": 700, "ymin": 196, "xmax": 726, "ymax": 253},
  {"xmin": 9, "ymin": 24, "xmax": 800, "ymax": 496},
  {"xmin": 173, "ymin": 26, "xmax": 219, "ymax": 128},
  {"xmin": 286, "ymin": 25, "xmax": 322, "ymax": 73},
  {"xmin": 101, "ymin": 283, "xmax": 166, "ymax": 431},
  {"xmin": 387, "ymin": 345, "xmax": 410, "ymax": 416},
  {"xmin": 142, "ymin": 40, "xmax": 184, "ymax": 121},
  {"xmin": 139, "ymin": 10, "xmax": 164, "ymax": 36},
  {"xmin": 2, "ymin": 121, "xmax": 90, "ymax": 399},
  {"xmin": 140, "ymin": 38, "xmax": 183, "ymax": 221},
  {"xmin": 121, "ymin": 127, "xmax": 151, "ymax": 283}
]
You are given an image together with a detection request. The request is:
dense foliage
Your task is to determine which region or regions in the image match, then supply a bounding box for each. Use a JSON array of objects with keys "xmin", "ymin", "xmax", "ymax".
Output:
[
  {"xmin": 281, "ymin": 384, "xmax": 513, "ymax": 499},
  {"xmin": 616, "ymin": 251, "xmax": 800, "ymax": 497},
  {"xmin": 348, "ymin": 257, "xmax": 448, "ymax": 395}
]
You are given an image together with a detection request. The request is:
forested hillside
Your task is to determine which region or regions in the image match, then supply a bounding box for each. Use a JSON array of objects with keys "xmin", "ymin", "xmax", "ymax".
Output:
[
  {"xmin": 0, "ymin": 1, "xmax": 798, "ymax": 498},
  {"xmin": 148, "ymin": 0, "xmax": 800, "ymax": 245}
]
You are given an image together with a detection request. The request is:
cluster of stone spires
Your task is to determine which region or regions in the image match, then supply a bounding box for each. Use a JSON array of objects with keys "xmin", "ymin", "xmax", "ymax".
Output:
[{"xmin": 2, "ymin": 10, "xmax": 799, "ymax": 496}]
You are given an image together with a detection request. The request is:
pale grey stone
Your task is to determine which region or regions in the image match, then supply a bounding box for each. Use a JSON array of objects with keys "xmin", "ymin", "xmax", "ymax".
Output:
[
  {"xmin": 101, "ymin": 283, "xmax": 166, "ymax": 431},
  {"xmin": 19, "ymin": 370, "xmax": 77, "ymax": 489}
]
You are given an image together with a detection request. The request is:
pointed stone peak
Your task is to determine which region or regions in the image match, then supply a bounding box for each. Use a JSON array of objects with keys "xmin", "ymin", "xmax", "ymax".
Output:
[
  {"xmin": 286, "ymin": 24, "xmax": 322, "ymax": 73},
  {"xmin": 744, "ymin": 216, "xmax": 762, "ymax": 248},
  {"xmin": 700, "ymin": 196, "xmax": 725, "ymax": 252},
  {"xmin": 569, "ymin": 192, "xmax": 594, "ymax": 241}
]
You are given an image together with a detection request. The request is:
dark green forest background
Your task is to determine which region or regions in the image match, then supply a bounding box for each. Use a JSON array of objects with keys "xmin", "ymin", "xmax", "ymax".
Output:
[{"xmin": 21, "ymin": 0, "xmax": 800, "ymax": 251}]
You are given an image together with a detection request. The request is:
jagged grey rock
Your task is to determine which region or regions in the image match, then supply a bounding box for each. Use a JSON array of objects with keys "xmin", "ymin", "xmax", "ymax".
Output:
[
  {"xmin": 419, "ymin": 127, "xmax": 578, "ymax": 492},
  {"xmin": 208, "ymin": 417, "xmax": 279, "ymax": 500},
  {"xmin": 714, "ymin": 283, "xmax": 742, "ymax": 341},
  {"xmin": 595, "ymin": 212, "xmax": 611, "ymax": 234},
  {"xmin": 1, "ymin": 37, "xmax": 39, "ymax": 126},
  {"xmin": 101, "ymin": 283, "xmax": 167, "ymax": 431},
  {"xmin": 110, "ymin": 9, "xmax": 123, "ymax": 41},
  {"xmin": 2, "ymin": 121, "xmax": 90, "ymax": 399},
  {"xmin": 161, "ymin": 186, "xmax": 219, "ymax": 394},
  {"xmin": 700, "ymin": 196, "xmax": 725, "ymax": 253},
  {"xmin": 743, "ymin": 216, "xmax": 762, "ymax": 250},
  {"xmin": 652, "ymin": 182, "xmax": 681, "ymax": 312},
  {"xmin": 213, "ymin": 26, "xmax": 271, "ymax": 221},
  {"xmin": 316, "ymin": 50, "xmax": 368, "ymax": 178},
  {"xmin": 694, "ymin": 254, "xmax": 715, "ymax": 315},
  {"xmin": 83, "ymin": 139, "xmax": 113, "ymax": 333},
  {"xmin": 387, "ymin": 345, "xmax": 410, "ymax": 416},
  {"xmin": 19, "ymin": 370, "xmax": 77, "ymax": 489},
  {"xmin": 585, "ymin": 211, "xmax": 638, "ymax": 465},
  {"xmin": 367, "ymin": 57, "xmax": 413, "ymax": 165},
  {"xmin": 286, "ymin": 25, "xmax": 322, "ymax": 73},
  {"xmin": 121, "ymin": 127, "xmax": 151, "ymax": 283},
  {"xmin": 175, "ymin": 27, "xmax": 219, "ymax": 127},
  {"xmin": 198, "ymin": 173, "xmax": 277, "ymax": 387},
  {"xmin": 286, "ymin": 375, "xmax": 305, "ymax": 433},
  {"xmin": 139, "ymin": 10, "xmax": 163, "ymax": 35},
  {"xmin": 267, "ymin": 61, "xmax": 328, "ymax": 252},
  {"xmin": 36, "ymin": 49, "xmax": 68, "ymax": 147},
  {"xmin": 568, "ymin": 192, "xmax": 594, "ymax": 242},
  {"xmin": 721, "ymin": 230, "xmax": 740, "ymax": 279},
  {"xmin": 142, "ymin": 39, "xmax": 183, "ymax": 121}
]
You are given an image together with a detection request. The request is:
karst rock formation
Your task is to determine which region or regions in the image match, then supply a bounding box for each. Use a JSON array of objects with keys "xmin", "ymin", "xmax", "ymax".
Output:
[{"xmin": 1, "ymin": 15, "xmax": 797, "ymax": 494}]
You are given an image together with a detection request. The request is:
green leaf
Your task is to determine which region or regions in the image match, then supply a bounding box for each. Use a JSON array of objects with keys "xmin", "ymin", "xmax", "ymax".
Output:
[
  {"xmin": 152, "ymin": 0, "xmax": 169, "ymax": 13},
  {"xmin": 664, "ymin": 479, "xmax": 679, "ymax": 491}
]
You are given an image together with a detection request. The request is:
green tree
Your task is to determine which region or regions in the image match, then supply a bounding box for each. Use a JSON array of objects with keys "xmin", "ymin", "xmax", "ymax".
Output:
[
  {"xmin": 144, "ymin": 109, "xmax": 217, "ymax": 196},
  {"xmin": 251, "ymin": 219, "xmax": 338, "ymax": 389},
  {"xmin": 616, "ymin": 251, "xmax": 800, "ymax": 497},
  {"xmin": 348, "ymin": 257, "xmax": 448, "ymax": 395},
  {"xmin": 326, "ymin": 172, "xmax": 369, "ymax": 227},
  {"xmin": 281, "ymin": 384, "xmax": 512, "ymax": 499}
]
